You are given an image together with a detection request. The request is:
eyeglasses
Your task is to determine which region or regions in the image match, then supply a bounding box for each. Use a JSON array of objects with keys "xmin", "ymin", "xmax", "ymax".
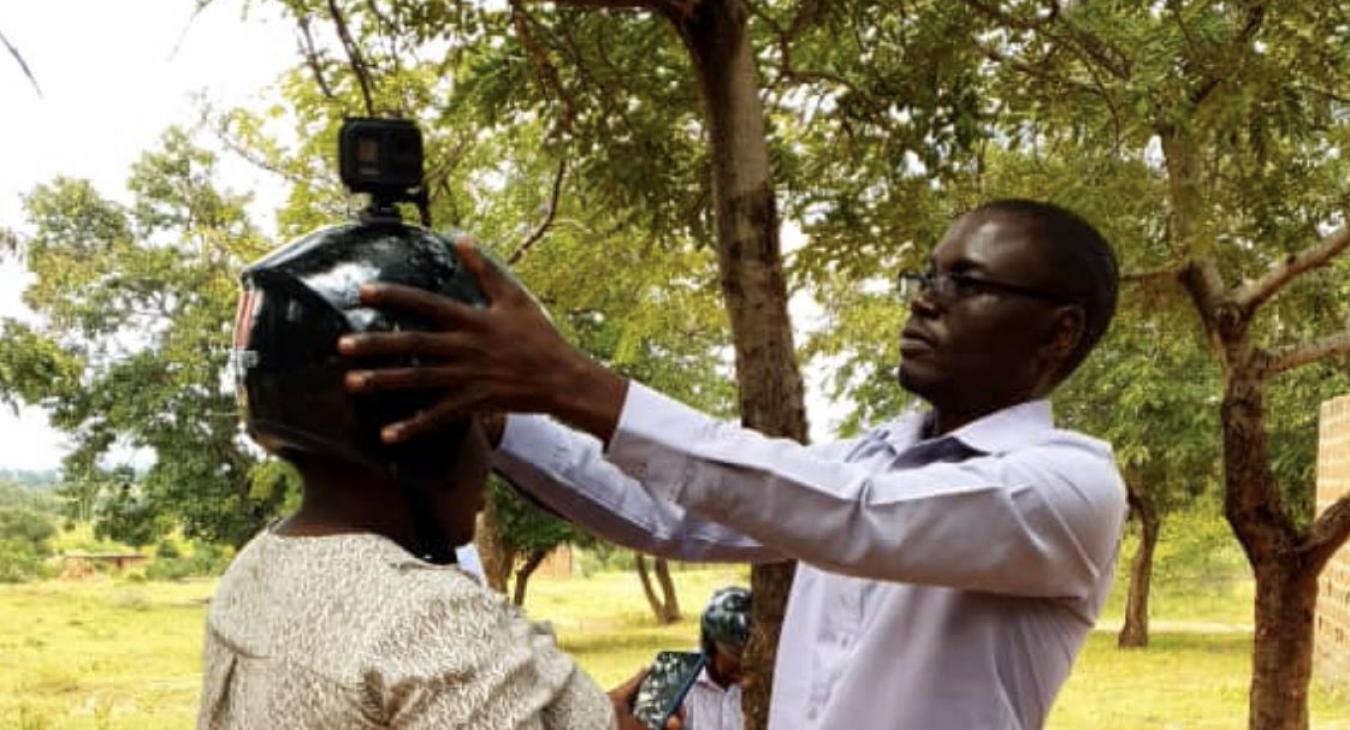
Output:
[{"xmin": 896, "ymin": 270, "xmax": 1068, "ymax": 306}]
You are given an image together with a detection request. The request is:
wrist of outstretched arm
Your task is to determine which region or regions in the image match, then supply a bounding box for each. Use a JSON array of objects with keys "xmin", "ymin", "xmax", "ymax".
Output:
[{"xmin": 550, "ymin": 347, "xmax": 628, "ymax": 445}]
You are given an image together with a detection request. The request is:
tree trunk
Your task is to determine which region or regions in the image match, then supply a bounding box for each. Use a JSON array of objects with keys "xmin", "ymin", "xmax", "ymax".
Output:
[
  {"xmin": 654, "ymin": 557, "xmax": 682, "ymax": 622},
  {"xmin": 1118, "ymin": 479, "xmax": 1160, "ymax": 648},
  {"xmin": 512, "ymin": 548, "xmax": 549, "ymax": 606},
  {"xmin": 1220, "ymin": 374, "xmax": 1314, "ymax": 730},
  {"xmin": 475, "ymin": 496, "xmax": 514, "ymax": 593},
  {"xmin": 636, "ymin": 553, "xmax": 659, "ymax": 617},
  {"xmin": 636, "ymin": 553, "xmax": 681, "ymax": 624},
  {"xmin": 666, "ymin": 3, "xmax": 809, "ymax": 728},
  {"xmin": 1249, "ymin": 563, "xmax": 1319, "ymax": 730},
  {"xmin": 1163, "ymin": 129, "xmax": 1322, "ymax": 729}
]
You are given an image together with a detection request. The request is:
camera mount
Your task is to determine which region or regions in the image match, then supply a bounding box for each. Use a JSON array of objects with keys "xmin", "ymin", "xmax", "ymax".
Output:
[{"xmin": 338, "ymin": 117, "xmax": 431, "ymax": 224}]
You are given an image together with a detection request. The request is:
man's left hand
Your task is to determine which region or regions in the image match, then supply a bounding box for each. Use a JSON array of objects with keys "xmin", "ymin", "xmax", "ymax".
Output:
[
  {"xmin": 609, "ymin": 668, "xmax": 683, "ymax": 730},
  {"xmin": 338, "ymin": 238, "xmax": 627, "ymax": 445}
]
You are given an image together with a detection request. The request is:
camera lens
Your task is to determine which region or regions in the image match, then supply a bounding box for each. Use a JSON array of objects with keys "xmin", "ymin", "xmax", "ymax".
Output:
[{"xmin": 357, "ymin": 136, "xmax": 380, "ymax": 177}]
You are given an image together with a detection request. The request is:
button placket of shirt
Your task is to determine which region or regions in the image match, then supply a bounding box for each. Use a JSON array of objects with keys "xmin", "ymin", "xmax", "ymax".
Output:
[
  {"xmin": 798, "ymin": 429, "xmax": 898, "ymax": 722},
  {"xmin": 809, "ymin": 433, "xmax": 982, "ymax": 723},
  {"xmin": 803, "ymin": 575, "xmax": 867, "ymax": 722},
  {"xmin": 804, "ymin": 627, "xmax": 835, "ymax": 719},
  {"xmin": 834, "ymin": 580, "xmax": 865, "ymax": 643}
]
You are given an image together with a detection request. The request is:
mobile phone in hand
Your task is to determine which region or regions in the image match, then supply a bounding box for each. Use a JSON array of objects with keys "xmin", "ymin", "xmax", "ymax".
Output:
[{"xmin": 631, "ymin": 650, "xmax": 706, "ymax": 730}]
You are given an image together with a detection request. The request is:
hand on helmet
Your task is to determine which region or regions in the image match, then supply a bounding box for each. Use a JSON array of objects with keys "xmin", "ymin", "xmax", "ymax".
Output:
[{"xmin": 338, "ymin": 237, "xmax": 627, "ymax": 445}]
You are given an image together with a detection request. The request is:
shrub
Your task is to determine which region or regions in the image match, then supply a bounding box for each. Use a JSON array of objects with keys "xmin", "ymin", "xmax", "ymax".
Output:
[
  {"xmin": 577, "ymin": 543, "xmax": 635, "ymax": 576},
  {"xmin": 187, "ymin": 541, "xmax": 233, "ymax": 575},
  {"xmin": 144, "ymin": 541, "xmax": 233, "ymax": 581},
  {"xmin": 0, "ymin": 539, "xmax": 45, "ymax": 583},
  {"xmin": 145, "ymin": 556, "xmax": 193, "ymax": 582},
  {"xmin": 155, "ymin": 539, "xmax": 181, "ymax": 559},
  {"xmin": 0, "ymin": 508, "xmax": 56, "ymax": 552}
]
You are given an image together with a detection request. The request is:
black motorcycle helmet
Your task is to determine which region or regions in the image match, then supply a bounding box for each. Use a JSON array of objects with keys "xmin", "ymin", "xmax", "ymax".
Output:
[
  {"xmin": 231, "ymin": 219, "xmax": 487, "ymax": 505},
  {"xmin": 700, "ymin": 586, "xmax": 752, "ymax": 658}
]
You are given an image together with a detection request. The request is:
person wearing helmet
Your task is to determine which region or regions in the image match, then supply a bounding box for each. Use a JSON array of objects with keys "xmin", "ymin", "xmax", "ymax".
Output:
[
  {"xmin": 683, "ymin": 587, "xmax": 751, "ymax": 730},
  {"xmin": 198, "ymin": 220, "xmax": 665, "ymax": 730}
]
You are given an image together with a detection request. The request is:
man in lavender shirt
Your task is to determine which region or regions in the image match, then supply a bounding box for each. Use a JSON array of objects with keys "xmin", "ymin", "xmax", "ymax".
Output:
[{"xmin": 340, "ymin": 199, "xmax": 1127, "ymax": 729}]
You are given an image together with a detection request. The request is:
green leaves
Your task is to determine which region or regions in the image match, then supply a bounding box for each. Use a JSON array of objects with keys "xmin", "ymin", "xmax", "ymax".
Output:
[
  {"xmin": 0, "ymin": 130, "xmax": 278, "ymax": 547},
  {"xmin": 0, "ymin": 321, "xmax": 80, "ymax": 412}
]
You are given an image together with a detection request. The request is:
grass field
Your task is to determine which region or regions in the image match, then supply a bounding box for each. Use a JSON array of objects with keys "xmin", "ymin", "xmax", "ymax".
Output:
[{"xmin": 4, "ymin": 562, "xmax": 1350, "ymax": 728}]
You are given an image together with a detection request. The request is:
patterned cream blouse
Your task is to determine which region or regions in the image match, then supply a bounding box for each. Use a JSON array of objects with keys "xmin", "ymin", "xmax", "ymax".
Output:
[{"xmin": 198, "ymin": 530, "xmax": 616, "ymax": 729}]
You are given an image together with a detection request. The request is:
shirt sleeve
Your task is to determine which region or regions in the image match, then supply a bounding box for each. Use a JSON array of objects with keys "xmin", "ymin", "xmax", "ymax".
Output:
[
  {"xmin": 606, "ymin": 383, "xmax": 1127, "ymax": 600},
  {"xmin": 375, "ymin": 585, "xmax": 616, "ymax": 730},
  {"xmin": 492, "ymin": 413, "xmax": 792, "ymax": 563}
]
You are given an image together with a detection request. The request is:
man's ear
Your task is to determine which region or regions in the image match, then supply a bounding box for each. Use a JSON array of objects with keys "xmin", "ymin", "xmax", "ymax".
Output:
[{"xmin": 1043, "ymin": 304, "xmax": 1086, "ymax": 364}]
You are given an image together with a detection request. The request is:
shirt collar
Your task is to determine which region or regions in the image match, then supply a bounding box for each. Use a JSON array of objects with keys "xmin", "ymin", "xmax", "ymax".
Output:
[
  {"xmin": 879, "ymin": 399, "xmax": 1055, "ymax": 456},
  {"xmin": 695, "ymin": 666, "xmax": 732, "ymax": 691}
]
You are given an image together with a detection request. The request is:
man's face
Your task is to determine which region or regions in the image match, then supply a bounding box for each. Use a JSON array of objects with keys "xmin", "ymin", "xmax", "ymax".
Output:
[
  {"xmin": 897, "ymin": 213, "xmax": 1068, "ymax": 412},
  {"xmin": 710, "ymin": 643, "xmax": 744, "ymax": 687}
]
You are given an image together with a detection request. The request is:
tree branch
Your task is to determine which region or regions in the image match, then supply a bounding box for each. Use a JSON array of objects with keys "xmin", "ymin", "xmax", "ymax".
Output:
[
  {"xmin": 1054, "ymin": 11, "xmax": 1132, "ymax": 79},
  {"xmin": 0, "ymin": 228, "xmax": 22, "ymax": 262},
  {"xmin": 1305, "ymin": 492, "xmax": 1350, "ymax": 573},
  {"xmin": 963, "ymin": 0, "xmax": 1131, "ymax": 79},
  {"xmin": 1075, "ymin": 40, "xmax": 1126, "ymax": 153},
  {"xmin": 654, "ymin": 0, "xmax": 699, "ymax": 19},
  {"xmin": 746, "ymin": 0, "xmax": 828, "ymax": 46},
  {"xmin": 213, "ymin": 126, "xmax": 311, "ymax": 187},
  {"xmin": 326, "ymin": 0, "xmax": 377, "ymax": 114},
  {"xmin": 365, "ymin": 0, "xmax": 405, "ymax": 103},
  {"xmin": 510, "ymin": 0, "xmax": 576, "ymax": 134},
  {"xmin": 1293, "ymin": 83, "xmax": 1350, "ymax": 104},
  {"xmin": 785, "ymin": 0, "xmax": 829, "ymax": 41},
  {"xmin": 294, "ymin": 14, "xmax": 336, "ymax": 100},
  {"xmin": 974, "ymin": 40, "xmax": 1100, "ymax": 97},
  {"xmin": 523, "ymin": 0, "xmax": 655, "ymax": 9},
  {"xmin": 963, "ymin": 0, "xmax": 1058, "ymax": 31},
  {"xmin": 1234, "ymin": 224, "xmax": 1350, "ymax": 315},
  {"xmin": 749, "ymin": 3, "xmax": 903, "ymax": 134},
  {"xmin": 1180, "ymin": 260, "xmax": 1227, "ymax": 321},
  {"xmin": 1265, "ymin": 328, "xmax": 1350, "ymax": 380},
  {"xmin": 509, "ymin": 157, "xmax": 568, "ymax": 265},
  {"xmin": 1169, "ymin": 1, "xmax": 1203, "ymax": 62},
  {"xmin": 551, "ymin": 19, "xmax": 660, "ymax": 165},
  {"xmin": 1120, "ymin": 266, "xmax": 1182, "ymax": 284},
  {"xmin": 1177, "ymin": 258, "xmax": 1231, "ymax": 355},
  {"xmin": 0, "ymin": 28, "xmax": 42, "ymax": 98},
  {"xmin": 1188, "ymin": 3, "xmax": 1265, "ymax": 106}
]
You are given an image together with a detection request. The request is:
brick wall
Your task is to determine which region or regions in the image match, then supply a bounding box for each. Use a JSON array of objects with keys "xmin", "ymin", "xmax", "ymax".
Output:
[{"xmin": 1316, "ymin": 395, "xmax": 1350, "ymax": 683}]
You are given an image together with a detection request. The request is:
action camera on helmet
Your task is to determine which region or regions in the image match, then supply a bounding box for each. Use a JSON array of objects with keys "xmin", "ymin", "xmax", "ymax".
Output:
[{"xmin": 338, "ymin": 117, "xmax": 427, "ymax": 220}]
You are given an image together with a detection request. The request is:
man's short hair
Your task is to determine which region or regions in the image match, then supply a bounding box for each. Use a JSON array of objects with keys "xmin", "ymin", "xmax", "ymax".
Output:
[{"xmin": 971, "ymin": 199, "xmax": 1119, "ymax": 379}]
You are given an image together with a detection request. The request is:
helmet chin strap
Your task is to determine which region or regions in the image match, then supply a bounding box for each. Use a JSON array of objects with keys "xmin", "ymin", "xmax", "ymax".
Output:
[{"xmin": 391, "ymin": 463, "xmax": 456, "ymax": 565}]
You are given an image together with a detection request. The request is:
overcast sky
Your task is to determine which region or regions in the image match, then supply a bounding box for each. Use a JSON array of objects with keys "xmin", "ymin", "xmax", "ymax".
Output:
[
  {"xmin": 0, "ymin": 0, "xmax": 296, "ymax": 471},
  {"xmin": 0, "ymin": 0, "xmax": 849, "ymax": 473}
]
